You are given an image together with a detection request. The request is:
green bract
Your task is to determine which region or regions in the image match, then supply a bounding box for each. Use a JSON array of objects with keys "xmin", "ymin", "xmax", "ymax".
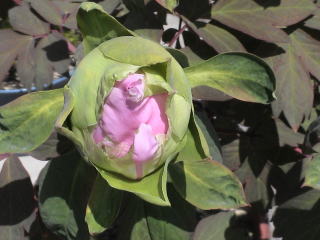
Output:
[{"xmin": 59, "ymin": 36, "xmax": 192, "ymax": 185}]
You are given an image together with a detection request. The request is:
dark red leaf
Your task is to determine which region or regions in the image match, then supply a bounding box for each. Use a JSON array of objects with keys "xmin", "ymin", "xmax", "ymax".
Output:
[{"xmin": 8, "ymin": 4, "xmax": 50, "ymax": 36}]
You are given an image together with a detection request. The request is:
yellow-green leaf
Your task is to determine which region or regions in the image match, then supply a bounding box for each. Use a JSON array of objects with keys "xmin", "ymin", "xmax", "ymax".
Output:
[{"xmin": 0, "ymin": 89, "xmax": 64, "ymax": 153}]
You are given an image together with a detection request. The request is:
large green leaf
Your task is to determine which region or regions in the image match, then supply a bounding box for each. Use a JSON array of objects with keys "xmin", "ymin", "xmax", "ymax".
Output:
[
  {"xmin": 85, "ymin": 174, "xmax": 123, "ymax": 234},
  {"xmin": 273, "ymin": 189, "xmax": 320, "ymax": 240},
  {"xmin": 0, "ymin": 156, "xmax": 37, "ymax": 240},
  {"xmin": 38, "ymin": 151, "xmax": 96, "ymax": 240},
  {"xmin": 193, "ymin": 211, "xmax": 250, "ymax": 240},
  {"xmin": 169, "ymin": 128, "xmax": 247, "ymax": 210},
  {"xmin": 0, "ymin": 89, "xmax": 64, "ymax": 154},
  {"xmin": 211, "ymin": 0, "xmax": 289, "ymax": 43},
  {"xmin": 77, "ymin": 2, "xmax": 135, "ymax": 54},
  {"xmin": 185, "ymin": 52, "xmax": 276, "ymax": 104}
]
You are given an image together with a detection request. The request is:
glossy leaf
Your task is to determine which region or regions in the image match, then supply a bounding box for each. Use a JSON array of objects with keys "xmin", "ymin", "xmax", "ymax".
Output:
[
  {"xmin": 77, "ymin": 2, "xmax": 134, "ymax": 54},
  {"xmin": 170, "ymin": 160, "xmax": 247, "ymax": 210},
  {"xmin": 304, "ymin": 155, "xmax": 320, "ymax": 189},
  {"xmin": 0, "ymin": 156, "xmax": 37, "ymax": 240},
  {"xmin": 39, "ymin": 151, "xmax": 96, "ymax": 239},
  {"xmin": 193, "ymin": 211, "xmax": 250, "ymax": 240},
  {"xmin": 155, "ymin": 0, "xmax": 178, "ymax": 12},
  {"xmin": 166, "ymin": 47, "xmax": 189, "ymax": 68},
  {"xmin": 211, "ymin": 0, "xmax": 289, "ymax": 43},
  {"xmin": 191, "ymin": 86, "xmax": 232, "ymax": 101},
  {"xmin": 169, "ymin": 129, "xmax": 246, "ymax": 210},
  {"xmin": 268, "ymin": 41, "xmax": 313, "ymax": 130},
  {"xmin": 273, "ymin": 189, "xmax": 320, "ymax": 240},
  {"xmin": 179, "ymin": 47, "xmax": 203, "ymax": 67},
  {"xmin": 145, "ymin": 186, "xmax": 197, "ymax": 240},
  {"xmin": 135, "ymin": 29, "xmax": 163, "ymax": 43},
  {"xmin": 0, "ymin": 89, "xmax": 64, "ymax": 154},
  {"xmin": 182, "ymin": 17, "xmax": 246, "ymax": 53},
  {"xmin": 85, "ymin": 174, "xmax": 123, "ymax": 234},
  {"xmin": 185, "ymin": 52, "xmax": 276, "ymax": 104},
  {"xmin": 194, "ymin": 111, "xmax": 223, "ymax": 163},
  {"xmin": 8, "ymin": 4, "xmax": 50, "ymax": 36},
  {"xmin": 116, "ymin": 196, "xmax": 150, "ymax": 240}
]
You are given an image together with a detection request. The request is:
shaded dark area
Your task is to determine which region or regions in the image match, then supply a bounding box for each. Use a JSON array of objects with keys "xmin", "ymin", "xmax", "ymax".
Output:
[
  {"xmin": 254, "ymin": 0, "xmax": 280, "ymax": 8},
  {"xmin": 112, "ymin": 185, "xmax": 197, "ymax": 240},
  {"xmin": 38, "ymin": 151, "xmax": 96, "ymax": 240},
  {"xmin": 273, "ymin": 189, "xmax": 320, "ymax": 240},
  {"xmin": 176, "ymin": 0, "xmax": 211, "ymax": 21},
  {"xmin": 304, "ymin": 116, "xmax": 320, "ymax": 153},
  {"xmin": 0, "ymin": 178, "xmax": 36, "ymax": 225},
  {"xmin": 30, "ymin": 132, "xmax": 75, "ymax": 160},
  {"xmin": 43, "ymin": 40, "xmax": 69, "ymax": 63},
  {"xmin": 0, "ymin": 0, "xmax": 14, "ymax": 20},
  {"xmin": 183, "ymin": 30, "xmax": 218, "ymax": 59}
]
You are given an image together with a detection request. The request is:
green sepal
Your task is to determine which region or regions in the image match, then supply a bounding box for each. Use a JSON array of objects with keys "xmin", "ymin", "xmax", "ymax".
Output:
[
  {"xmin": 96, "ymin": 162, "xmax": 171, "ymax": 206},
  {"xmin": 67, "ymin": 46, "xmax": 139, "ymax": 129},
  {"xmin": 55, "ymin": 86, "xmax": 84, "ymax": 154},
  {"xmin": 77, "ymin": 2, "xmax": 136, "ymax": 55}
]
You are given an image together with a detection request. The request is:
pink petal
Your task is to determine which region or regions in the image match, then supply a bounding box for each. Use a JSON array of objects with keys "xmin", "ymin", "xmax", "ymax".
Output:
[
  {"xmin": 92, "ymin": 73, "xmax": 168, "ymax": 167},
  {"xmin": 133, "ymin": 123, "xmax": 159, "ymax": 178},
  {"xmin": 92, "ymin": 125, "xmax": 105, "ymax": 143}
]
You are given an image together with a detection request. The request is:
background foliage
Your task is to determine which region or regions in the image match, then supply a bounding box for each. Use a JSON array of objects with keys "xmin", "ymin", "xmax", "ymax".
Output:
[{"xmin": 1, "ymin": 0, "xmax": 320, "ymax": 239}]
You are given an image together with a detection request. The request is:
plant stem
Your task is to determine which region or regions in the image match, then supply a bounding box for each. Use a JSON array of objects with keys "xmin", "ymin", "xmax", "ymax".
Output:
[{"xmin": 168, "ymin": 24, "xmax": 187, "ymax": 47}]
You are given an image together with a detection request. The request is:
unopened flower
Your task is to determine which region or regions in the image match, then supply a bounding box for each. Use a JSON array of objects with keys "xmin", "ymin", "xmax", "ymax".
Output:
[{"xmin": 62, "ymin": 36, "xmax": 192, "ymax": 179}]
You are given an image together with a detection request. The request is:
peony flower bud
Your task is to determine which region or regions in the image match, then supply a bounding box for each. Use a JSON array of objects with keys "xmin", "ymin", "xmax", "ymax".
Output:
[{"xmin": 61, "ymin": 36, "xmax": 192, "ymax": 179}]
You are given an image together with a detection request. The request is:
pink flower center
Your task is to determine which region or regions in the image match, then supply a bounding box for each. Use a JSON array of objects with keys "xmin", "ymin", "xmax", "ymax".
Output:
[{"xmin": 92, "ymin": 73, "xmax": 168, "ymax": 178}]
